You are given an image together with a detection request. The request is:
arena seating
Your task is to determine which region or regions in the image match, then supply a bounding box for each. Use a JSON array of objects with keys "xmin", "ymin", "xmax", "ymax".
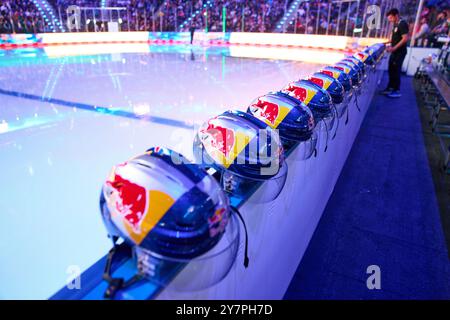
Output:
[{"xmin": 0, "ymin": 0, "xmax": 448, "ymax": 34}]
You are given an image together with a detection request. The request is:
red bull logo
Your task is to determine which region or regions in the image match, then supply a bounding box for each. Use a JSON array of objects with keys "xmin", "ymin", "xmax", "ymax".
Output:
[
  {"xmin": 285, "ymin": 83, "xmax": 316, "ymax": 105},
  {"xmin": 106, "ymin": 162, "xmax": 177, "ymax": 244},
  {"xmin": 322, "ymin": 69, "xmax": 338, "ymax": 79},
  {"xmin": 308, "ymin": 115, "xmax": 315, "ymax": 130},
  {"xmin": 310, "ymin": 75, "xmax": 333, "ymax": 90},
  {"xmin": 293, "ymin": 87, "xmax": 307, "ymax": 101},
  {"xmin": 146, "ymin": 146, "xmax": 163, "ymax": 155},
  {"xmin": 335, "ymin": 65, "xmax": 351, "ymax": 74},
  {"xmin": 201, "ymin": 121, "xmax": 235, "ymax": 157},
  {"xmin": 310, "ymin": 77, "xmax": 324, "ymax": 88},
  {"xmin": 107, "ymin": 166, "xmax": 147, "ymax": 233},
  {"xmin": 208, "ymin": 207, "xmax": 228, "ymax": 237},
  {"xmin": 334, "ymin": 65, "xmax": 344, "ymax": 72},
  {"xmin": 355, "ymin": 52, "xmax": 368, "ymax": 62},
  {"xmin": 251, "ymin": 99, "xmax": 280, "ymax": 126}
]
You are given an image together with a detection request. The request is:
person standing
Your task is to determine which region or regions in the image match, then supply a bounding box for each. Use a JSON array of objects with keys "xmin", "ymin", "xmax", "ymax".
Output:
[
  {"xmin": 189, "ymin": 22, "xmax": 196, "ymax": 45},
  {"xmin": 413, "ymin": 17, "xmax": 430, "ymax": 47},
  {"xmin": 427, "ymin": 11, "xmax": 449, "ymax": 48},
  {"xmin": 380, "ymin": 8, "xmax": 409, "ymax": 98}
]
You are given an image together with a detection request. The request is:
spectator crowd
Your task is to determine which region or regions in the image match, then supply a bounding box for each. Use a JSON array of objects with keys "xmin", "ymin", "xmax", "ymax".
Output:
[
  {"xmin": 0, "ymin": 0, "xmax": 448, "ymax": 44},
  {"xmin": 1, "ymin": 0, "xmax": 291, "ymax": 33},
  {"xmin": 412, "ymin": 1, "xmax": 449, "ymax": 48},
  {"xmin": 0, "ymin": 0, "xmax": 47, "ymax": 33}
]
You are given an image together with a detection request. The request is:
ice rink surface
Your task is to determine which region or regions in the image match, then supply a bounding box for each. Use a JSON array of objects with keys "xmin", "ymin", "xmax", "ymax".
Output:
[{"xmin": 0, "ymin": 44, "xmax": 343, "ymax": 299}]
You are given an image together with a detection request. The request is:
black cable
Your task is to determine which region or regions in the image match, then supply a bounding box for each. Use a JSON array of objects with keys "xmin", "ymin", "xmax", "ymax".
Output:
[
  {"xmin": 354, "ymin": 91, "xmax": 361, "ymax": 112},
  {"xmin": 231, "ymin": 206, "xmax": 249, "ymax": 268},
  {"xmin": 331, "ymin": 105, "xmax": 339, "ymax": 140},
  {"xmin": 322, "ymin": 119, "xmax": 329, "ymax": 153},
  {"xmin": 345, "ymin": 103, "xmax": 350, "ymax": 125}
]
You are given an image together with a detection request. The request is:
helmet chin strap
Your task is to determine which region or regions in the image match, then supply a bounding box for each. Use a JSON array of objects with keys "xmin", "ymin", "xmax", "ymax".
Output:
[{"xmin": 103, "ymin": 236, "xmax": 143, "ymax": 299}]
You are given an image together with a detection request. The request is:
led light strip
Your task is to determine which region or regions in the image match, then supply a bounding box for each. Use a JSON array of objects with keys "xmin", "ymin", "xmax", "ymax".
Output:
[
  {"xmin": 275, "ymin": 0, "xmax": 302, "ymax": 32},
  {"xmin": 178, "ymin": 0, "xmax": 214, "ymax": 30},
  {"xmin": 32, "ymin": 0, "xmax": 65, "ymax": 33}
]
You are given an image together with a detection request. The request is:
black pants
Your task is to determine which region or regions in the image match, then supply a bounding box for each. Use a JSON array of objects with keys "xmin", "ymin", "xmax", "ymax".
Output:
[
  {"xmin": 190, "ymin": 31, "xmax": 194, "ymax": 44},
  {"xmin": 387, "ymin": 50, "xmax": 407, "ymax": 91}
]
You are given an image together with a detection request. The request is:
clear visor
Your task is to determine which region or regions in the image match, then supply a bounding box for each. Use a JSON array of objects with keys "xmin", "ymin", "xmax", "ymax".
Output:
[
  {"xmin": 289, "ymin": 130, "xmax": 318, "ymax": 161},
  {"xmin": 221, "ymin": 159, "xmax": 288, "ymax": 204},
  {"xmin": 335, "ymin": 100, "xmax": 349, "ymax": 119},
  {"xmin": 313, "ymin": 104, "xmax": 339, "ymax": 152},
  {"xmin": 133, "ymin": 212, "xmax": 240, "ymax": 292},
  {"xmin": 317, "ymin": 106, "xmax": 338, "ymax": 136}
]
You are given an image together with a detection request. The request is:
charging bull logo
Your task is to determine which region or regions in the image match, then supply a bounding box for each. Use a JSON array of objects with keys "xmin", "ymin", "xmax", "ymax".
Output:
[
  {"xmin": 208, "ymin": 207, "xmax": 228, "ymax": 237},
  {"xmin": 107, "ymin": 170, "xmax": 147, "ymax": 233},
  {"xmin": 200, "ymin": 117, "xmax": 256, "ymax": 168},
  {"xmin": 355, "ymin": 52, "xmax": 369, "ymax": 62},
  {"xmin": 310, "ymin": 77, "xmax": 324, "ymax": 88},
  {"xmin": 335, "ymin": 65, "xmax": 351, "ymax": 74},
  {"xmin": 250, "ymin": 99, "xmax": 279, "ymax": 126},
  {"xmin": 106, "ymin": 163, "xmax": 175, "ymax": 244},
  {"xmin": 322, "ymin": 69, "xmax": 340, "ymax": 80},
  {"xmin": 202, "ymin": 121, "xmax": 235, "ymax": 158},
  {"xmin": 309, "ymin": 76, "xmax": 332, "ymax": 90},
  {"xmin": 308, "ymin": 116, "xmax": 315, "ymax": 130},
  {"xmin": 285, "ymin": 84, "xmax": 316, "ymax": 105},
  {"xmin": 249, "ymin": 97, "xmax": 292, "ymax": 129}
]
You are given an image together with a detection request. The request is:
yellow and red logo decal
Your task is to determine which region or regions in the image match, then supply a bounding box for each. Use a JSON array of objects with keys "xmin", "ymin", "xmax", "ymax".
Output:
[
  {"xmin": 355, "ymin": 52, "xmax": 369, "ymax": 62},
  {"xmin": 200, "ymin": 118, "xmax": 256, "ymax": 168},
  {"xmin": 208, "ymin": 207, "xmax": 228, "ymax": 237},
  {"xmin": 309, "ymin": 76, "xmax": 333, "ymax": 90},
  {"xmin": 107, "ymin": 166, "xmax": 176, "ymax": 244},
  {"xmin": 249, "ymin": 98, "xmax": 291, "ymax": 129},
  {"xmin": 335, "ymin": 65, "xmax": 351, "ymax": 74},
  {"xmin": 322, "ymin": 69, "xmax": 341, "ymax": 80},
  {"xmin": 286, "ymin": 84, "xmax": 317, "ymax": 105}
]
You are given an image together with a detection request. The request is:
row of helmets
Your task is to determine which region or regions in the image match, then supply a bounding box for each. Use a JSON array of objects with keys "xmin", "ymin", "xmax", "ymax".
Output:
[{"xmin": 99, "ymin": 42, "xmax": 386, "ymax": 298}]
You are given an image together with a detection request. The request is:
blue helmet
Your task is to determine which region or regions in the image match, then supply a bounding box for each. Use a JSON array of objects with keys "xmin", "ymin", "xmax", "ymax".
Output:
[
  {"xmin": 247, "ymin": 92, "xmax": 315, "ymax": 143},
  {"xmin": 334, "ymin": 62, "xmax": 361, "ymax": 87},
  {"xmin": 282, "ymin": 79, "xmax": 334, "ymax": 122},
  {"xmin": 365, "ymin": 43, "xmax": 386, "ymax": 63},
  {"xmin": 339, "ymin": 58, "xmax": 364, "ymax": 82},
  {"xmin": 194, "ymin": 110, "xmax": 284, "ymax": 181},
  {"xmin": 354, "ymin": 51, "xmax": 375, "ymax": 66},
  {"xmin": 363, "ymin": 46, "xmax": 379, "ymax": 64},
  {"xmin": 306, "ymin": 72, "xmax": 345, "ymax": 104},
  {"xmin": 319, "ymin": 66, "xmax": 353, "ymax": 92},
  {"xmin": 100, "ymin": 147, "xmax": 231, "ymax": 260},
  {"xmin": 342, "ymin": 56, "xmax": 366, "ymax": 76}
]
